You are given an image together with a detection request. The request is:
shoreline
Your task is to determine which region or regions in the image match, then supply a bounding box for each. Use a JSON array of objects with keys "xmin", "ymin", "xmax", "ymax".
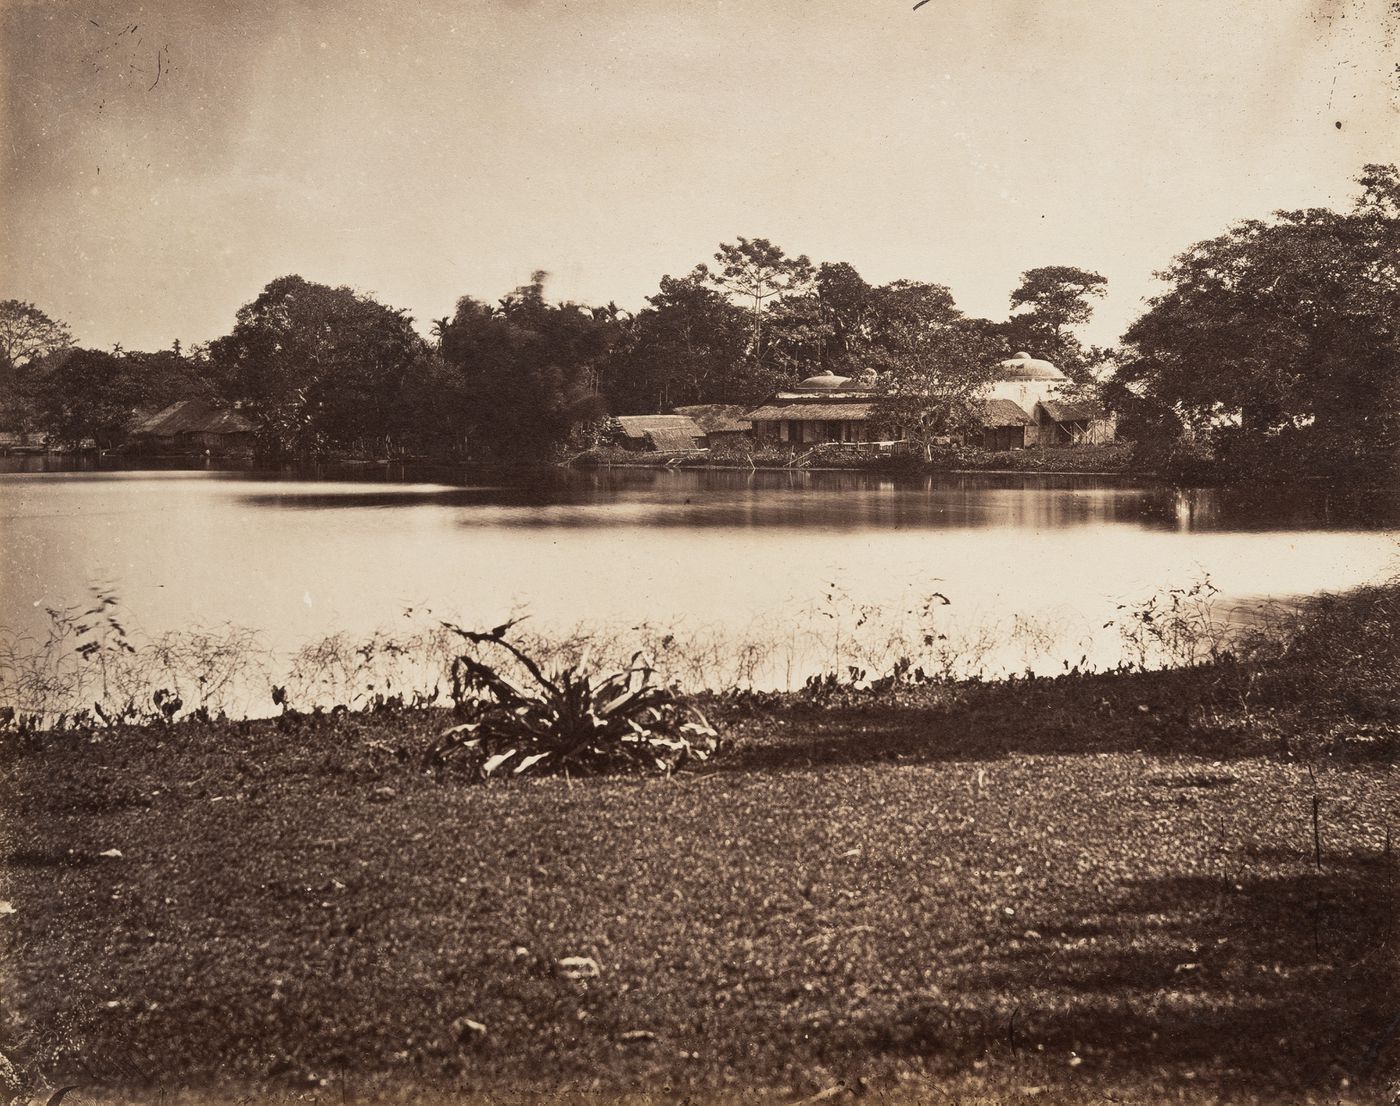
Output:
[{"xmin": 8, "ymin": 451, "xmax": 1394, "ymax": 492}]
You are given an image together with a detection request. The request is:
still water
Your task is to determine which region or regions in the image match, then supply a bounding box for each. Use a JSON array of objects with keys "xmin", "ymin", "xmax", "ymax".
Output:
[{"xmin": 2, "ymin": 463, "xmax": 1398, "ymax": 703}]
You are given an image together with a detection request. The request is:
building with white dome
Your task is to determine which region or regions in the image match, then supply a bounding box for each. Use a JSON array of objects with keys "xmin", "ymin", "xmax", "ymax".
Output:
[
  {"xmin": 745, "ymin": 372, "xmax": 882, "ymax": 446},
  {"xmin": 743, "ymin": 353, "xmax": 1112, "ymax": 450},
  {"xmin": 985, "ymin": 352, "xmax": 1069, "ymax": 412},
  {"xmin": 976, "ymin": 353, "xmax": 1117, "ymax": 448}
]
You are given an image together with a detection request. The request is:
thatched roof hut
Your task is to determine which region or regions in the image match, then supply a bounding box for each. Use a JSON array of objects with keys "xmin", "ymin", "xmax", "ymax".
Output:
[
  {"xmin": 671, "ymin": 404, "xmax": 753, "ymax": 438},
  {"xmin": 973, "ymin": 398, "xmax": 1033, "ymax": 428},
  {"xmin": 609, "ymin": 414, "xmax": 707, "ymax": 452},
  {"xmin": 1032, "ymin": 399, "xmax": 1116, "ymax": 446},
  {"xmin": 744, "ymin": 401, "xmax": 879, "ymax": 422},
  {"xmin": 971, "ymin": 397, "xmax": 1033, "ymax": 451},
  {"xmin": 1035, "ymin": 399, "xmax": 1103, "ymax": 423},
  {"xmin": 130, "ymin": 398, "xmax": 255, "ymax": 453}
]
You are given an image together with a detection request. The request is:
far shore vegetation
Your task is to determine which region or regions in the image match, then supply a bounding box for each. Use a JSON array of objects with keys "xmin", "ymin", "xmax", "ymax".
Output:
[{"xmin": 3, "ymin": 164, "xmax": 1398, "ymax": 488}]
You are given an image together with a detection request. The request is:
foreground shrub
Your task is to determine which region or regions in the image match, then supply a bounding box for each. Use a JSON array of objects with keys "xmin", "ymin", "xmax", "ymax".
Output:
[{"xmin": 430, "ymin": 621, "xmax": 720, "ymax": 776}]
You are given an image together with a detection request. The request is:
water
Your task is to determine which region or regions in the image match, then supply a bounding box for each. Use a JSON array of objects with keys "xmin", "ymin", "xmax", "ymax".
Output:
[{"xmin": 2, "ymin": 461, "xmax": 1398, "ymax": 712}]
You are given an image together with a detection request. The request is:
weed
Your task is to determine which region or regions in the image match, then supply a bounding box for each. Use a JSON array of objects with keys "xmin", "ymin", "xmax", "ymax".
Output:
[
  {"xmin": 429, "ymin": 619, "xmax": 719, "ymax": 776},
  {"xmin": 1110, "ymin": 575, "xmax": 1234, "ymax": 670}
]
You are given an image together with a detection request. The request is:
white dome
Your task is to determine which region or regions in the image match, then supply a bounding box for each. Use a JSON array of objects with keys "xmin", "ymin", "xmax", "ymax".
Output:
[
  {"xmin": 996, "ymin": 352, "xmax": 1065, "ymax": 382},
  {"xmin": 794, "ymin": 373, "xmax": 855, "ymax": 392}
]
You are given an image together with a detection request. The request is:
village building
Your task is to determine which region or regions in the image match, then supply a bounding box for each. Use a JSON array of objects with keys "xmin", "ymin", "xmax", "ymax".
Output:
[
  {"xmin": 1030, "ymin": 399, "xmax": 1117, "ymax": 446},
  {"xmin": 129, "ymin": 397, "xmax": 256, "ymax": 455},
  {"xmin": 985, "ymin": 351, "xmax": 1068, "ymax": 412},
  {"xmin": 0, "ymin": 429, "xmax": 48, "ymax": 455},
  {"xmin": 973, "ymin": 398, "xmax": 1035, "ymax": 451},
  {"xmin": 670, "ymin": 405, "xmax": 753, "ymax": 447},
  {"xmin": 745, "ymin": 373, "xmax": 882, "ymax": 445},
  {"xmin": 977, "ymin": 356, "xmax": 1120, "ymax": 449},
  {"xmin": 742, "ymin": 353, "xmax": 1114, "ymax": 452},
  {"xmin": 608, "ymin": 414, "xmax": 708, "ymax": 452}
]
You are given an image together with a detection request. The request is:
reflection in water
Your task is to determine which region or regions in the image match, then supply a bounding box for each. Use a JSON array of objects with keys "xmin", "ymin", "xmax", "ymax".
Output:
[
  {"xmin": 200, "ymin": 468, "xmax": 1400, "ymax": 533},
  {"xmin": 6, "ymin": 455, "xmax": 1399, "ymax": 530},
  {"xmin": 2, "ymin": 463, "xmax": 1398, "ymax": 708}
]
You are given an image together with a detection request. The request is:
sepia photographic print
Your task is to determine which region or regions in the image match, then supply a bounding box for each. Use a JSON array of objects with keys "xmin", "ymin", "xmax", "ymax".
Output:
[{"xmin": 1, "ymin": 1, "xmax": 1398, "ymax": 1102}]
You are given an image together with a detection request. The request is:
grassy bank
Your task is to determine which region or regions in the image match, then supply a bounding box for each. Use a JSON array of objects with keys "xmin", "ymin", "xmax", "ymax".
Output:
[{"xmin": 0, "ymin": 586, "xmax": 1396, "ymax": 1104}]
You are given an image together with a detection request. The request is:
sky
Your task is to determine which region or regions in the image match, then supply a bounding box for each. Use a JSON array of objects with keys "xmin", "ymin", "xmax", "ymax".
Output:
[{"xmin": 2, "ymin": 0, "xmax": 1397, "ymax": 354}]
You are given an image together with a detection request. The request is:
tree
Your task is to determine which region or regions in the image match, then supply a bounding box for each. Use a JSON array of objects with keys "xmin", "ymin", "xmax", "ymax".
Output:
[
  {"xmin": 1006, "ymin": 266, "xmax": 1108, "ymax": 381},
  {"xmin": 763, "ymin": 284, "xmax": 833, "ymax": 380},
  {"xmin": 1113, "ymin": 164, "xmax": 1400, "ymax": 469},
  {"xmin": 27, "ymin": 348, "xmax": 142, "ymax": 449},
  {"xmin": 23, "ymin": 344, "xmax": 215, "ymax": 449},
  {"xmin": 601, "ymin": 272, "xmax": 751, "ymax": 412},
  {"xmin": 0, "ymin": 301, "xmax": 75, "ymax": 430},
  {"xmin": 439, "ymin": 273, "xmax": 609, "ymax": 461},
  {"xmin": 699, "ymin": 238, "xmax": 814, "ymax": 364},
  {"xmin": 0, "ymin": 301, "xmax": 74, "ymax": 376},
  {"xmin": 867, "ymin": 282, "xmax": 1002, "ymax": 458},
  {"xmin": 121, "ymin": 348, "xmax": 215, "ymax": 406},
  {"xmin": 209, "ymin": 276, "xmax": 432, "ymax": 457},
  {"xmin": 813, "ymin": 261, "xmax": 875, "ymax": 373}
]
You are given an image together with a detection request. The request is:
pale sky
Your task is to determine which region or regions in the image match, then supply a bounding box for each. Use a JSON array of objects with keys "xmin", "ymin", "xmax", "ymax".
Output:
[{"xmin": 2, "ymin": 0, "xmax": 1396, "ymax": 354}]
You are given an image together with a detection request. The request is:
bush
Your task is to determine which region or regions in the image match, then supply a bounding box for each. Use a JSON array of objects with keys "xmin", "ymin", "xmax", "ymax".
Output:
[
  {"xmin": 1131, "ymin": 436, "xmax": 1220, "ymax": 484},
  {"xmin": 874, "ymin": 443, "xmax": 1135, "ymax": 475},
  {"xmin": 955, "ymin": 443, "xmax": 1135, "ymax": 473},
  {"xmin": 430, "ymin": 621, "xmax": 721, "ymax": 776}
]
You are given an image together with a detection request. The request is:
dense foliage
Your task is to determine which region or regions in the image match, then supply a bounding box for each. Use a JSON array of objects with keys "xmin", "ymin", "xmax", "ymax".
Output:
[
  {"xmin": 436, "ymin": 274, "xmax": 611, "ymax": 461},
  {"xmin": 1113, "ymin": 163, "xmax": 1400, "ymax": 482},
  {"xmin": 208, "ymin": 275, "xmax": 438, "ymax": 457},
  {"xmin": 1, "ymin": 228, "xmax": 1120, "ymax": 460},
  {"xmin": 0, "ymin": 301, "xmax": 74, "ymax": 434},
  {"xmin": 25, "ymin": 347, "xmax": 211, "ymax": 450}
]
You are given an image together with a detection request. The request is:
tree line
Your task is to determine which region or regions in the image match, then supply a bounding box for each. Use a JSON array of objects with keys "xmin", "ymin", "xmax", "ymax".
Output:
[
  {"xmin": 2, "ymin": 162, "xmax": 1396, "ymax": 479},
  {"xmin": 0, "ymin": 254, "xmax": 1106, "ymax": 461}
]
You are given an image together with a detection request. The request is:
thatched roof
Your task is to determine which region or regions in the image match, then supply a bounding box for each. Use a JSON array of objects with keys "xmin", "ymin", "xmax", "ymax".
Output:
[
  {"xmin": 133, "ymin": 398, "xmax": 254, "ymax": 437},
  {"xmin": 973, "ymin": 398, "xmax": 1033, "ymax": 427},
  {"xmin": 745, "ymin": 402, "xmax": 877, "ymax": 421},
  {"xmin": 671, "ymin": 404, "xmax": 752, "ymax": 434},
  {"xmin": 612, "ymin": 414, "xmax": 705, "ymax": 442},
  {"xmin": 645, "ymin": 428, "xmax": 707, "ymax": 452},
  {"xmin": 1036, "ymin": 399, "xmax": 1104, "ymax": 423}
]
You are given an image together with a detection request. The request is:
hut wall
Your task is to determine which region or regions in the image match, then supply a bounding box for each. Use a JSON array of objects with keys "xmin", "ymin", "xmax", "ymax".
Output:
[
  {"xmin": 981, "ymin": 426, "xmax": 1026, "ymax": 451},
  {"xmin": 1079, "ymin": 417, "xmax": 1116, "ymax": 445},
  {"xmin": 1029, "ymin": 411, "xmax": 1116, "ymax": 447},
  {"xmin": 781, "ymin": 419, "xmax": 872, "ymax": 445}
]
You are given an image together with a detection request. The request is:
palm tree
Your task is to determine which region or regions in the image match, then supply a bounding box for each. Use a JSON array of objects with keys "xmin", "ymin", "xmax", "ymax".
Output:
[{"xmin": 430, "ymin": 316, "xmax": 451, "ymax": 348}]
